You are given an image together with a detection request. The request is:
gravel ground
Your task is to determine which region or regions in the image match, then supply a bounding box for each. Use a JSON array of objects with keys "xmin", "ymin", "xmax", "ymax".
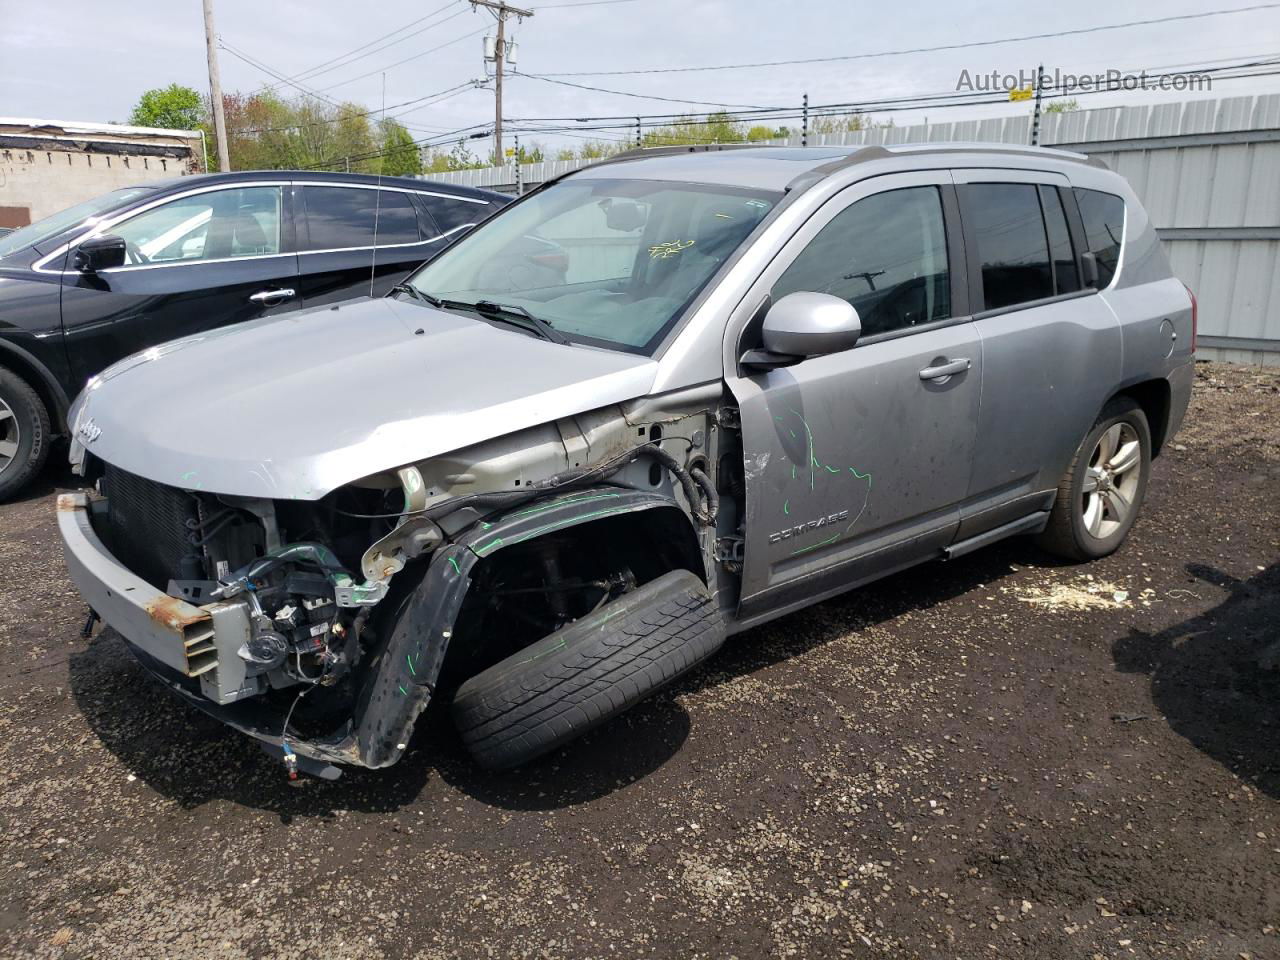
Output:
[{"xmin": 1, "ymin": 361, "xmax": 1278, "ymax": 959}]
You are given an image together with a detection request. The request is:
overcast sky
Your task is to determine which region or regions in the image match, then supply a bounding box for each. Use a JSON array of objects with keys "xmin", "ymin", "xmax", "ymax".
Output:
[{"xmin": 3, "ymin": 0, "xmax": 1280, "ymax": 157}]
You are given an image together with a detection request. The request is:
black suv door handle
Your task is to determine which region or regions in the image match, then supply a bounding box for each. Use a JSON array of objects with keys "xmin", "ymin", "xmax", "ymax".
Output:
[
  {"xmin": 919, "ymin": 357, "xmax": 971, "ymax": 381},
  {"xmin": 249, "ymin": 287, "xmax": 296, "ymax": 305}
]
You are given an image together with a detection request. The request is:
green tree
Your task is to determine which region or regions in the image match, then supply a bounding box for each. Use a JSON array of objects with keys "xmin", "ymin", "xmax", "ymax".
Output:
[
  {"xmin": 1044, "ymin": 98, "xmax": 1080, "ymax": 114},
  {"xmin": 129, "ymin": 84, "xmax": 204, "ymax": 130},
  {"xmin": 377, "ymin": 119, "xmax": 423, "ymax": 176}
]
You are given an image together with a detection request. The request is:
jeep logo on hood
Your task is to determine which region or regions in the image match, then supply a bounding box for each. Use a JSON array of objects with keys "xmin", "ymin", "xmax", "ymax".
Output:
[{"xmin": 76, "ymin": 418, "xmax": 102, "ymax": 445}]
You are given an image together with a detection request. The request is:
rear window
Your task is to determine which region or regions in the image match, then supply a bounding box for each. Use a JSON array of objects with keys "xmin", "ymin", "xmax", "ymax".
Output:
[
  {"xmin": 302, "ymin": 186, "xmax": 420, "ymax": 250},
  {"xmin": 425, "ymin": 195, "xmax": 491, "ymax": 236},
  {"xmin": 1074, "ymin": 188, "xmax": 1125, "ymax": 287},
  {"xmin": 967, "ymin": 183, "xmax": 1053, "ymax": 311}
]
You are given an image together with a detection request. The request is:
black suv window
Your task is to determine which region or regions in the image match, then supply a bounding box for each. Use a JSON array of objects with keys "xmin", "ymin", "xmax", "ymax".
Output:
[
  {"xmin": 1074, "ymin": 188, "xmax": 1125, "ymax": 288},
  {"xmin": 967, "ymin": 183, "xmax": 1054, "ymax": 311},
  {"xmin": 303, "ymin": 186, "xmax": 420, "ymax": 250},
  {"xmin": 772, "ymin": 186, "xmax": 950, "ymax": 338},
  {"xmin": 425, "ymin": 195, "xmax": 491, "ymax": 236}
]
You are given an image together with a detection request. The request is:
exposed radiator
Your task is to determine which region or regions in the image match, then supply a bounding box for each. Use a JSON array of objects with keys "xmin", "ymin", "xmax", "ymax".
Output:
[{"xmin": 99, "ymin": 465, "xmax": 202, "ymax": 591}]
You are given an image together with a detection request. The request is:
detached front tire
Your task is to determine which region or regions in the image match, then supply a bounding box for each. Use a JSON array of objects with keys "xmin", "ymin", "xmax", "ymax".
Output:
[
  {"xmin": 453, "ymin": 569, "xmax": 725, "ymax": 771},
  {"xmin": 0, "ymin": 365, "xmax": 51, "ymax": 502},
  {"xmin": 1038, "ymin": 396, "xmax": 1151, "ymax": 562}
]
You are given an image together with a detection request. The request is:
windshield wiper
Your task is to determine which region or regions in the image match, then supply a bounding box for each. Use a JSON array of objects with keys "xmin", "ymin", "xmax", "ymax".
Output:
[
  {"xmin": 453, "ymin": 298, "xmax": 570, "ymax": 345},
  {"xmin": 389, "ymin": 282, "xmax": 442, "ymax": 307}
]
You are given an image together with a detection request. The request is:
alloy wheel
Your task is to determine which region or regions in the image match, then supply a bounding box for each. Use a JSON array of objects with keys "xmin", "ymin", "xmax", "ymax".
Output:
[
  {"xmin": 0, "ymin": 395, "xmax": 19, "ymax": 477},
  {"xmin": 1080, "ymin": 421, "xmax": 1141, "ymax": 540}
]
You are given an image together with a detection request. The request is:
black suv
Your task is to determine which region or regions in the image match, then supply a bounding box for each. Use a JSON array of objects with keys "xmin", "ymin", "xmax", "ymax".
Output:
[{"xmin": 0, "ymin": 171, "xmax": 507, "ymax": 498}]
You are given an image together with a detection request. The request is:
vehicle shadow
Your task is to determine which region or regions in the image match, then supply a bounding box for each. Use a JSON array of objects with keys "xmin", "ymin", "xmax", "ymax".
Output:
[
  {"xmin": 7, "ymin": 453, "xmax": 90, "ymax": 504},
  {"xmin": 1112, "ymin": 561, "xmax": 1280, "ymax": 799},
  {"xmin": 70, "ymin": 538, "xmax": 1048, "ymax": 818}
]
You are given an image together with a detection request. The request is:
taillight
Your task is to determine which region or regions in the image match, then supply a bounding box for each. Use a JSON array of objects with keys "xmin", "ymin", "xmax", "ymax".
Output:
[{"xmin": 1183, "ymin": 283, "xmax": 1198, "ymax": 353}]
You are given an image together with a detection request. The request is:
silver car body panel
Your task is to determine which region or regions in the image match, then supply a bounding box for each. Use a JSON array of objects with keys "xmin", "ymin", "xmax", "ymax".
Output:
[{"xmin": 68, "ymin": 296, "xmax": 657, "ymax": 500}]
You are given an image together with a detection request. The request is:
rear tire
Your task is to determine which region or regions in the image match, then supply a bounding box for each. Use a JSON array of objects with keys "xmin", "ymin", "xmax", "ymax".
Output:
[
  {"xmin": 452, "ymin": 569, "xmax": 724, "ymax": 771},
  {"xmin": 1037, "ymin": 396, "xmax": 1151, "ymax": 562},
  {"xmin": 0, "ymin": 365, "xmax": 51, "ymax": 502}
]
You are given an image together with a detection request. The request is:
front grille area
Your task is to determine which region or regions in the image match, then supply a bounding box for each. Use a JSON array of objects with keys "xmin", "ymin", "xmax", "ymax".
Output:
[{"xmin": 100, "ymin": 465, "xmax": 202, "ymax": 590}]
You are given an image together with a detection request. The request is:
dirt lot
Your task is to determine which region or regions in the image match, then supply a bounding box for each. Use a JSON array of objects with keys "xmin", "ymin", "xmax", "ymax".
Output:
[{"xmin": 1, "ymin": 361, "xmax": 1278, "ymax": 959}]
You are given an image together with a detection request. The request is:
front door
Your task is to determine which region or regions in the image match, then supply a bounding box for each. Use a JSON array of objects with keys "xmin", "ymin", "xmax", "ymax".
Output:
[
  {"xmin": 726, "ymin": 172, "xmax": 982, "ymax": 615},
  {"xmin": 60, "ymin": 183, "xmax": 299, "ymax": 386}
]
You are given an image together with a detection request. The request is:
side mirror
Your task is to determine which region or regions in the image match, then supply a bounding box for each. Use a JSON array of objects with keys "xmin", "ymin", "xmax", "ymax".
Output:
[
  {"xmin": 74, "ymin": 234, "xmax": 127, "ymax": 273},
  {"xmin": 742, "ymin": 292, "xmax": 861, "ymax": 370},
  {"xmin": 1080, "ymin": 251, "xmax": 1099, "ymax": 288}
]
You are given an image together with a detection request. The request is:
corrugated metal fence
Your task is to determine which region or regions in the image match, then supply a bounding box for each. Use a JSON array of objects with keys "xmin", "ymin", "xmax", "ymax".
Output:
[{"xmin": 421, "ymin": 94, "xmax": 1280, "ymax": 363}]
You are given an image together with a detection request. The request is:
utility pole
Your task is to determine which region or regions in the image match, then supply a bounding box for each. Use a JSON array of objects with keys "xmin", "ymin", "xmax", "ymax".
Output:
[
  {"xmin": 202, "ymin": 0, "xmax": 231, "ymax": 171},
  {"xmin": 1030, "ymin": 63, "xmax": 1045, "ymax": 147},
  {"xmin": 802, "ymin": 92, "xmax": 809, "ymax": 147},
  {"xmin": 635, "ymin": 116, "xmax": 642, "ymax": 148},
  {"xmin": 473, "ymin": 0, "xmax": 532, "ymax": 164}
]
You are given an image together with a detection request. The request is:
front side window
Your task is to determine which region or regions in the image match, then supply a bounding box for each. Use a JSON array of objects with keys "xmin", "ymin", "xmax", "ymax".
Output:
[
  {"xmin": 772, "ymin": 186, "xmax": 950, "ymax": 338},
  {"xmin": 109, "ymin": 186, "xmax": 282, "ymax": 265},
  {"xmin": 968, "ymin": 183, "xmax": 1053, "ymax": 311},
  {"xmin": 0, "ymin": 186, "xmax": 154, "ymax": 260},
  {"xmin": 408, "ymin": 178, "xmax": 778, "ymax": 352},
  {"xmin": 1075, "ymin": 188, "xmax": 1125, "ymax": 287},
  {"xmin": 303, "ymin": 186, "xmax": 420, "ymax": 250}
]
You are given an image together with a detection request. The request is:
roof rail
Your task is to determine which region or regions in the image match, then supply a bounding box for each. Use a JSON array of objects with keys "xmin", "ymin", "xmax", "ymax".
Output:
[{"xmin": 606, "ymin": 142, "xmax": 769, "ymax": 162}]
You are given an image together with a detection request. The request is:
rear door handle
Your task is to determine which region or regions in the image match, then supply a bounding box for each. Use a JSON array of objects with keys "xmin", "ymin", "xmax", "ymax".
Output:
[
  {"xmin": 249, "ymin": 287, "xmax": 296, "ymax": 304},
  {"xmin": 919, "ymin": 357, "xmax": 971, "ymax": 381}
]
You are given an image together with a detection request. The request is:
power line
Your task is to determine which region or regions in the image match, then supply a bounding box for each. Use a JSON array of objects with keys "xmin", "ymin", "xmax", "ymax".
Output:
[
  {"xmin": 236, "ymin": 81, "xmax": 482, "ymax": 134},
  {"xmin": 253, "ymin": 1, "xmax": 463, "ymax": 94},
  {"xmin": 512, "ymin": 70, "xmax": 771, "ymax": 108},
  {"xmin": 536, "ymin": 4, "xmax": 1280, "ymax": 76},
  {"xmin": 313, "ymin": 26, "xmax": 490, "ymax": 90}
]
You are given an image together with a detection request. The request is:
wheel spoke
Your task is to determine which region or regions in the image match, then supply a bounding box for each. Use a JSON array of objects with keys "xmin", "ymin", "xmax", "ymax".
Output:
[
  {"xmin": 1082, "ymin": 493, "xmax": 1104, "ymax": 537},
  {"xmin": 1082, "ymin": 467, "xmax": 1103, "ymax": 493},
  {"xmin": 0, "ymin": 439, "xmax": 17, "ymax": 459},
  {"xmin": 1096, "ymin": 424, "xmax": 1122, "ymax": 464},
  {"xmin": 1104, "ymin": 488, "xmax": 1131, "ymax": 525},
  {"xmin": 0, "ymin": 408, "xmax": 12, "ymax": 423},
  {"xmin": 1110, "ymin": 439, "xmax": 1140, "ymax": 475}
]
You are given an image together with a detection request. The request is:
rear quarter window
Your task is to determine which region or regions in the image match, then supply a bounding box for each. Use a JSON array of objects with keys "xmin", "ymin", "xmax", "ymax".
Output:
[
  {"xmin": 426, "ymin": 196, "xmax": 492, "ymax": 237},
  {"xmin": 1074, "ymin": 188, "xmax": 1125, "ymax": 287}
]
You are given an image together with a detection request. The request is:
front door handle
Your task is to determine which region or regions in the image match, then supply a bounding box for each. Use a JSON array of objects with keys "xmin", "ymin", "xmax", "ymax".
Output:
[
  {"xmin": 249, "ymin": 287, "xmax": 296, "ymax": 305},
  {"xmin": 919, "ymin": 357, "xmax": 971, "ymax": 381}
]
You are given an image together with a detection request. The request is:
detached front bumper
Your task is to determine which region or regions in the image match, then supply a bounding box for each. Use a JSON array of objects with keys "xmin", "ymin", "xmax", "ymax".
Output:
[
  {"xmin": 55, "ymin": 491, "xmax": 369, "ymax": 772},
  {"xmin": 57, "ymin": 489, "xmax": 465, "ymax": 773}
]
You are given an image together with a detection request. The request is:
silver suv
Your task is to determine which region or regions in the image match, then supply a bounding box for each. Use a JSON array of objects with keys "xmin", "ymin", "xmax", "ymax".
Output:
[{"xmin": 58, "ymin": 144, "xmax": 1195, "ymax": 778}]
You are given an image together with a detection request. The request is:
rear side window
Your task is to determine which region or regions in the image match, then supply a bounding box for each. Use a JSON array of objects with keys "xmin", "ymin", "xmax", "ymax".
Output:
[
  {"xmin": 426, "ymin": 196, "xmax": 491, "ymax": 236},
  {"xmin": 772, "ymin": 185, "xmax": 951, "ymax": 338},
  {"xmin": 1041, "ymin": 187, "xmax": 1080, "ymax": 295},
  {"xmin": 967, "ymin": 183, "xmax": 1053, "ymax": 311},
  {"xmin": 1074, "ymin": 188, "xmax": 1125, "ymax": 287},
  {"xmin": 302, "ymin": 186, "xmax": 420, "ymax": 250}
]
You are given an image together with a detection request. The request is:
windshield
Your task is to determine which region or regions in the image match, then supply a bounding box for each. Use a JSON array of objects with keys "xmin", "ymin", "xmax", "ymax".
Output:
[
  {"xmin": 0, "ymin": 186, "xmax": 155, "ymax": 260},
  {"xmin": 407, "ymin": 178, "xmax": 778, "ymax": 352}
]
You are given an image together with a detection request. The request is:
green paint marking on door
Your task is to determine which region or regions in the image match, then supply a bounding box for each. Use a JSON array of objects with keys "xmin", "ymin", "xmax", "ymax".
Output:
[
  {"xmin": 783, "ymin": 499, "xmax": 790, "ymax": 515},
  {"xmin": 398, "ymin": 684, "xmax": 409, "ymax": 696},
  {"xmin": 448, "ymin": 556, "xmax": 461, "ymax": 575},
  {"xmin": 406, "ymin": 653, "xmax": 416, "ymax": 676},
  {"xmin": 789, "ymin": 532, "xmax": 840, "ymax": 556}
]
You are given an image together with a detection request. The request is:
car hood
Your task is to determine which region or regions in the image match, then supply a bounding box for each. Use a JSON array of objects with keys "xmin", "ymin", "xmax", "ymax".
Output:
[{"xmin": 70, "ymin": 296, "xmax": 658, "ymax": 499}]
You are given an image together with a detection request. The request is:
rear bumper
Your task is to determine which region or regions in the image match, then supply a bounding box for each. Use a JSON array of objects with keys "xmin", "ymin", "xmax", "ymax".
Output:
[{"xmin": 1164, "ymin": 358, "xmax": 1195, "ymax": 448}]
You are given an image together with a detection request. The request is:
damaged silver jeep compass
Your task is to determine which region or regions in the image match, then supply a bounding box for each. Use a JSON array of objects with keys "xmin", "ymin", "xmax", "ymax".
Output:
[{"xmin": 58, "ymin": 144, "xmax": 1195, "ymax": 778}]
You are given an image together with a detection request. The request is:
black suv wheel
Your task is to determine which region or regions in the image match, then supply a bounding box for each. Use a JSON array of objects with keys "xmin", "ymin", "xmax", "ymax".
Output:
[{"xmin": 0, "ymin": 365, "xmax": 52, "ymax": 501}]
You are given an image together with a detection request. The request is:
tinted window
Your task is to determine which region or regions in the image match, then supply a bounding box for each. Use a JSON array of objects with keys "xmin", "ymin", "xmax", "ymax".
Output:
[
  {"xmin": 1041, "ymin": 186, "xmax": 1080, "ymax": 294},
  {"xmin": 303, "ymin": 186, "xmax": 420, "ymax": 250},
  {"xmin": 1075, "ymin": 188, "xmax": 1125, "ymax": 287},
  {"xmin": 111, "ymin": 186, "xmax": 281, "ymax": 264},
  {"xmin": 427, "ymin": 196, "xmax": 490, "ymax": 236},
  {"xmin": 968, "ymin": 183, "xmax": 1053, "ymax": 310},
  {"xmin": 771, "ymin": 186, "xmax": 950, "ymax": 338}
]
